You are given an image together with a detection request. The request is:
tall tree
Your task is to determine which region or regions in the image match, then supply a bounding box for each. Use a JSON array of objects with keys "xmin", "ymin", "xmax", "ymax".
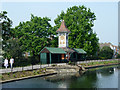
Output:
[
  {"xmin": 13, "ymin": 14, "xmax": 52, "ymax": 61},
  {"xmin": 0, "ymin": 11, "xmax": 12, "ymax": 52},
  {"xmin": 54, "ymin": 5, "xmax": 99, "ymax": 58},
  {"xmin": 4, "ymin": 38, "xmax": 23, "ymax": 59}
]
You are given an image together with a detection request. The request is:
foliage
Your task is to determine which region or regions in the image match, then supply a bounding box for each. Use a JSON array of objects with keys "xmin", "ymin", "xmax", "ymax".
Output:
[
  {"xmin": 13, "ymin": 14, "xmax": 52, "ymax": 56},
  {"xmin": 3, "ymin": 38, "xmax": 23, "ymax": 59},
  {"xmin": 116, "ymin": 54, "xmax": 120, "ymax": 59},
  {"xmin": 12, "ymin": 14, "xmax": 56, "ymax": 65},
  {"xmin": 98, "ymin": 46, "xmax": 113, "ymax": 59},
  {"xmin": 81, "ymin": 60, "xmax": 118, "ymax": 67},
  {"xmin": 51, "ymin": 64, "xmax": 57, "ymax": 67},
  {"xmin": 68, "ymin": 61, "xmax": 72, "ymax": 65},
  {"xmin": 0, "ymin": 11, "xmax": 12, "ymax": 51},
  {"xmin": 118, "ymin": 42, "xmax": 120, "ymax": 49},
  {"xmin": 54, "ymin": 5, "xmax": 99, "ymax": 58}
]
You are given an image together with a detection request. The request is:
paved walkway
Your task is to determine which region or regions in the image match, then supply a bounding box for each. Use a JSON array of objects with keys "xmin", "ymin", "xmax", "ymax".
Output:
[
  {"xmin": 0, "ymin": 59, "xmax": 118, "ymax": 74},
  {"xmin": 0, "ymin": 64, "xmax": 50, "ymax": 74}
]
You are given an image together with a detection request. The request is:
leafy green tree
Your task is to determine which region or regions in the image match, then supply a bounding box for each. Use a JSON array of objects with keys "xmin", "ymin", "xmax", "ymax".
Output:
[
  {"xmin": 0, "ymin": 11, "xmax": 12, "ymax": 52},
  {"xmin": 49, "ymin": 26, "xmax": 58, "ymax": 47},
  {"xmin": 54, "ymin": 5, "xmax": 99, "ymax": 58},
  {"xmin": 13, "ymin": 14, "xmax": 53, "ymax": 63},
  {"xmin": 4, "ymin": 38, "xmax": 23, "ymax": 59},
  {"xmin": 98, "ymin": 46, "xmax": 113, "ymax": 59}
]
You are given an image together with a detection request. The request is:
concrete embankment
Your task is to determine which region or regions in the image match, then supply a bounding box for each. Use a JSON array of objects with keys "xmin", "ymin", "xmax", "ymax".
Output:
[
  {"xmin": 84, "ymin": 63, "xmax": 119, "ymax": 69},
  {"xmin": 46, "ymin": 65, "xmax": 80, "ymax": 73},
  {"xmin": 1, "ymin": 71, "xmax": 57, "ymax": 84}
]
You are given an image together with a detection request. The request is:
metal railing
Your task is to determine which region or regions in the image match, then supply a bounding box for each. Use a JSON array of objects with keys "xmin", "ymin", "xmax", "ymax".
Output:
[{"xmin": 0, "ymin": 59, "xmax": 119, "ymax": 74}]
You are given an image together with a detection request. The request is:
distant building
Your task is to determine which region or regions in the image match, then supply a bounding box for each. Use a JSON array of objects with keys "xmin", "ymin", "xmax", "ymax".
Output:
[
  {"xmin": 40, "ymin": 20, "xmax": 86, "ymax": 64},
  {"xmin": 99, "ymin": 42, "xmax": 119, "ymax": 58}
]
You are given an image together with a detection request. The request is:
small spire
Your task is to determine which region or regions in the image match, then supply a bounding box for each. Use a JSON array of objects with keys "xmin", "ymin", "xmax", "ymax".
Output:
[{"xmin": 56, "ymin": 20, "xmax": 71, "ymax": 33}]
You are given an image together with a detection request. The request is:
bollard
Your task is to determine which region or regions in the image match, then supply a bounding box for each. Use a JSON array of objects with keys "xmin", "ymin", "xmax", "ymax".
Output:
[
  {"xmin": 22, "ymin": 67, "xmax": 24, "ymax": 71},
  {"xmin": 11, "ymin": 68, "xmax": 12, "ymax": 73}
]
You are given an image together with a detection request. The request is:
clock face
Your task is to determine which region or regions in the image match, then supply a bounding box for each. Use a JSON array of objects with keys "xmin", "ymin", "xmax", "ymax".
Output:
[
  {"xmin": 60, "ymin": 35, "xmax": 65, "ymax": 45},
  {"xmin": 59, "ymin": 34, "xmax": 66, "ymax": 47},
  {"xmin": 60, "ymin": 36, "xmax": 65, "ymax": 40}
]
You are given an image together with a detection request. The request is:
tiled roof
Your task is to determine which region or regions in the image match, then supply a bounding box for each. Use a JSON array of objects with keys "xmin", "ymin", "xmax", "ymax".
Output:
[
  {"xmin": 40, "ymin": 47, "xmax": 86, "ymax": 54},
  {"xmin": 40, "ymin": 47, "xmax": 66, "ymax": 54},
  {"xmin": 56, "ymin": 20, "xmax": 71, "ymax": 33},
  {"xmin": 61, "ymin": 47, "xmax": 75, "ymax": 53},
  {"xmin": 73, "ymin": 48, "xmax": 87, "ymax": 54}
]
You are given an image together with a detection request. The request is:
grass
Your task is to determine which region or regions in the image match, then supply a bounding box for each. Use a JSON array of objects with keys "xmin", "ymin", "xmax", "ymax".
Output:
[
  {"xmin": 80, "ymin": 60, "xmax": 119, "ymax": 67},
  {"xmin": 1, "ymin": 67, "xmax": 52, "ymax": 82},
  {"xmin": 87, "ymin": 65, "xmax": 118, "ymax": 71}
]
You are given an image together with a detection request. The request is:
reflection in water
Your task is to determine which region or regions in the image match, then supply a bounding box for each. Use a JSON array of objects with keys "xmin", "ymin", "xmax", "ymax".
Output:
[
  {"xmin": 97, "ymin": 67, "xmax": 114, "ymax": 76},
  {"xmin": 2, "ymin": 65, "xmax": 119, "ymax": 88},
  {"xmin": 43, "ymin": 66, "xmax": 118, "ymax": 88}
]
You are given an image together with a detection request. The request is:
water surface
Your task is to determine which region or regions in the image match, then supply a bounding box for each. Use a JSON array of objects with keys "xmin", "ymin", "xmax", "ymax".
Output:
[{"xmin": 2, "ymin": 65, "xmax": 119, "ymax": 88}]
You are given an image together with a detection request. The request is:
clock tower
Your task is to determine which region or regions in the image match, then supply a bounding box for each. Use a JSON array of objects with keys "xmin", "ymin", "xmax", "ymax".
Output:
[{"xmin": 56, "ymin": 20, "xmax": 71, "ymax": 48}]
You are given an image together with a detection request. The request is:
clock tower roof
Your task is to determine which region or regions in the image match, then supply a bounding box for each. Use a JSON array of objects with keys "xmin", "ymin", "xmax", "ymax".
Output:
[{"xmin": 56, "ymin": 20, "xmax": 71, "ymax": 33}]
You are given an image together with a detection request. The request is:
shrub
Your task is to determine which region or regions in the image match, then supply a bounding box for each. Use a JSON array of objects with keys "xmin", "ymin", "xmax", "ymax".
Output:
[
  {"xmin": 36, "ymin": 70, "xmax": 40, "ymax": 74},
  {"xmin": 13, "ymin": 74, "xmax": 16, "ymax": 78},
  {"xmin": 1, "ymin": 76, "xmax": 4, "ymax": 80},
  {"xmin": 68, "ymin": 61, "xmax": 72, "ymax": 65},
  {"xmin": 7, "ymin": 72, "xmax": 10, "ymax": 76},
  {"xmin": 98, "ymin": 46, "xmax": 113, "ymax": 59},
  {"xmin": 116, "ymin": 54, "xmax": 120, "ymax": 59},
  {"xmin": 33, "ymin": 71, "xmax": 38, "ymax": 75},
  {"xmin": 51, "ymin": 64, "xmax": 57, "ymax": 67}
]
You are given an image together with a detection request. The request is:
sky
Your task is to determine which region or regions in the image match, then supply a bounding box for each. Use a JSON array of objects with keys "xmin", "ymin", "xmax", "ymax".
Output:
[{"xmin": 1, "ymin": 1, "xmax": 119, "ymax": 46}]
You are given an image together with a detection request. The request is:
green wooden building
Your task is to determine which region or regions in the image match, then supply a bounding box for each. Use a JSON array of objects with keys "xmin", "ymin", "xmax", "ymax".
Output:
[{"xmin": 40, "ymin": 20, "xmax": 86, "ymax": 64}]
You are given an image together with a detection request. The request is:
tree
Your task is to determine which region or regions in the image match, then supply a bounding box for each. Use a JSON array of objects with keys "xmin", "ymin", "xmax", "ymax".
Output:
[
  {"xmin": 13, "ymin": 14, "xmax": 53, "ymax": 63},
  {"xmin": 98, "ymin": 46, "xmax": 113, "ymax": 59},
  {"xmin": 4, "ymin": 38, "xmax": 23, "ymax": 60},
  {"xmin": 54, "ymin": 5, "xmax": 99, "ymax": 58},
  {"xmin": 0, "ymin": 11, "xmax": 12, "ymax": 51}
]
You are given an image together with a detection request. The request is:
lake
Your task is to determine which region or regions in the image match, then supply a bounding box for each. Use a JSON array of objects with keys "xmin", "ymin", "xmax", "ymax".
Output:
[{"xmin": 2, "ymin": 65, "xmax": 119, "ymax": 89}]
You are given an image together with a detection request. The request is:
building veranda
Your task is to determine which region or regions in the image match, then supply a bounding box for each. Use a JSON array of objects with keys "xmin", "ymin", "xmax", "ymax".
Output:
[{"xmin": 40, "ymin": 20, "xmax": 86, "ymax": 64}]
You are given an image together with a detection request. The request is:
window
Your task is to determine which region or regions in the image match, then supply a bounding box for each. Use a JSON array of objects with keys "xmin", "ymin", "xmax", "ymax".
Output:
[{"xmin": 61, "ymin": 54, "xmax": 65, "ymax": 60}]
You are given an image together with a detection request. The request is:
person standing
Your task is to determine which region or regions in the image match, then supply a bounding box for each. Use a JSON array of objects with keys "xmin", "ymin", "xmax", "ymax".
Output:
[
  {"xmin": 4, "ymin": 58, "xmax": 8, "ymax": 69},
  {"xmin": 10, "ymin": 57, "xmax": 14, "ymax": 69}
]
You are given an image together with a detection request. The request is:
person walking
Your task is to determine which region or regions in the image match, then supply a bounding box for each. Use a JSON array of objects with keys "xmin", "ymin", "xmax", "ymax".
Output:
[
  {"xmin": 4, "ymin": 58, "xmax": 8, "ymax": 69},
  {"xmin": 10, "ymin": 57, "xmax": 14, "ymax": 69}
]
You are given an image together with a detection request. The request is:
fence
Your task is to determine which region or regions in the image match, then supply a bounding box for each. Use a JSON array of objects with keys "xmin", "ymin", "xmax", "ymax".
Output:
[{"xmin": 0, "ymin": 59, "xmax": 119, "ymax": 73}]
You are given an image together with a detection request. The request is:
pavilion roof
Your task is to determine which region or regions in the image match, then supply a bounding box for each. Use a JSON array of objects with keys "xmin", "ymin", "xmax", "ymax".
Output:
[
  {"xmin": 40, "ymin": 47, "xmax": 86, "ymax": 54},
  {"xmin": 73, "ymin": 48, "xmax": 87, "ymax": 54},
  {"xmin": 40, "ymin": 47, "xmax": 66, "ymax": 54}
]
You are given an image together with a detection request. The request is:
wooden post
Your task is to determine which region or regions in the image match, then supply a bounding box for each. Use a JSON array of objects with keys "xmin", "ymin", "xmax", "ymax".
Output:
[
  {"xmin": 58, "ymin": 54, "xmax": 59, "ymax": 63},
  {"xmin": 50, "ymin": 53, "xmax": 51, "ymax": 64},
  {"xmin": 76, "ymin": 53, "xmax": 77, "ymax": 60}
]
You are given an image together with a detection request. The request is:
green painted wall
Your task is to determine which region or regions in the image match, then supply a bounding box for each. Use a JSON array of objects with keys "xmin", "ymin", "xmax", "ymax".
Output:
[{"xmin": 40, "ymin": 53, "xmax": 47, "ymax": 64}]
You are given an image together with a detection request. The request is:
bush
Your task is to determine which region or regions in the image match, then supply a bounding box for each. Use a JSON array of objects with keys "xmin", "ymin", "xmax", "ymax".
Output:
[
  {"xmin": 98, "ymin": 46, "xmax": 113, "ymax": 59},
  {"xmin": 68, "ymin": 61, "xmax": 72, "ymax": 65},
  {"xmin": 51, "ymin": 64, "xmax": 57, "ymax": 67},
  {"xmin": 116, "ymin": 54, "xmax": 120, "ymax": 59},
  {"xmin": 7, "ymin": 72, "xmax": 10, "ymax": 76},
  {"xmin": 13, "ymin": 74, "xmax": 16, "ymax": 78}
]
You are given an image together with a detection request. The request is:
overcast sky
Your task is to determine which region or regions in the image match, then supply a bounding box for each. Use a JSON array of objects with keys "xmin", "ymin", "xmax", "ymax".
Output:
[{"xmin": 1, "ymin": 1, "xmax": 118, "ymax": 46}]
